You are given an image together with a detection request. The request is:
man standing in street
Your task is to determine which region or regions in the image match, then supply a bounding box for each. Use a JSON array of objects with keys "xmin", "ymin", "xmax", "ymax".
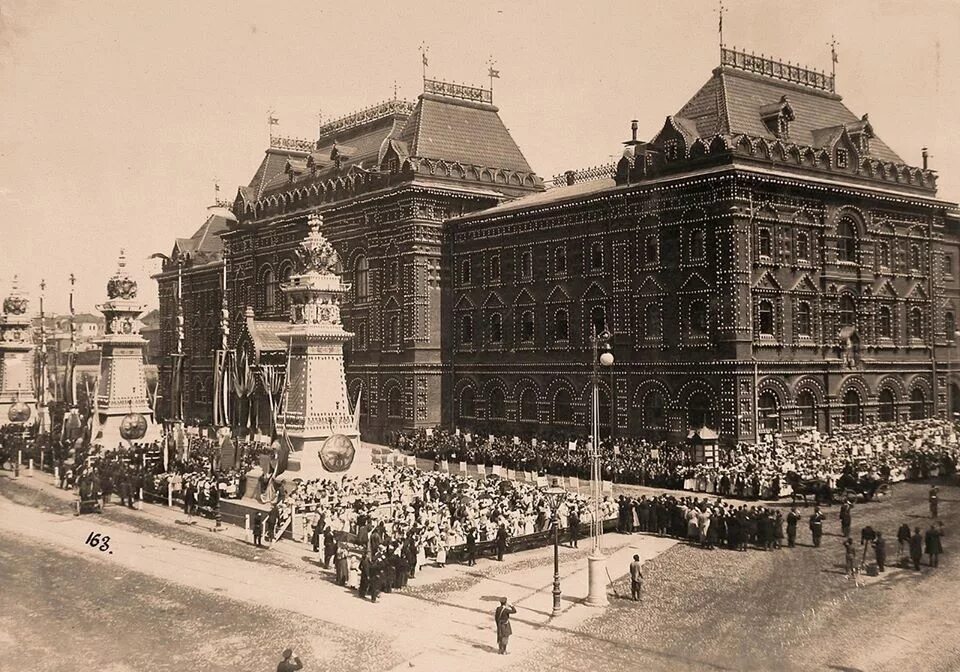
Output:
[
  {"xmin": 277, "ymin": 648, "xmax": 303, "ymax": 672},
  {"xmin": 839, "ymin": 499, "xmax": 853, "ymax": 539},
  {"xmin": 252, "ymin": 512, "xmax": 263, "ymax": 548},
  {"xmin": 809, "ymin": 506, "xmax": 824, "ymax": 548},
  {"xmin": 323, "ymin": 527, "xmax": 337, "ymax": 569},
  {"xmin": 873, "ymin": 531, "xmax": 887, "ymax": 572},
  {"xmin": 629, "ymin": 554, "xmax": 644, "ymax": 601},
  {"xmin": 496, "ymin": 523, "xmax": 508, "ymax": 562},
  {"xmin": 910, "ymin": 526, "xmax": 924, "ymax": 571},
  {"xmin": 568, "ymin": 508, "xmax": 580, "ymax": 548},
  {"xmin": 495, "ymin": 597, "xmax": 516, "ymax": 655},
  {"xmin": 925, "ymin": 523, "xmax": 943, "ymax": 568},
  {"xmin": 843, "ymin": 537, "xmax": 857, "ymax": 577},
  {"xmin": 786, "ymin": 506, "xmax": 800, "ymax": 548},
  {"xmin": 929, "ymin": 485, "xmax": 939, "ymax": 518},
  {"xmin": 309, "ymin": 506, "xmax": 322, "ymax": 553}
]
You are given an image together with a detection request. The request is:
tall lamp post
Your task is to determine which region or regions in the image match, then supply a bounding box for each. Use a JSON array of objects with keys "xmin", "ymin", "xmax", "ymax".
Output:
[
  {"xmin": 542, "ymin": 477, "xmax": 566, "ymax": 616},
  {"xmin": 587, "ymin": 326, "xmax": 613, "ymax": 607}
]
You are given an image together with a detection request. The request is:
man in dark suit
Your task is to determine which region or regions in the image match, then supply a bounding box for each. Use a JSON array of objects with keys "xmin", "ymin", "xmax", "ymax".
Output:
[
  {"xmin": 496, "ymin": 524, "xmax": 508, "ymax": 561},
  {"xmin": 809, "ymin": 507, "xmax": 824, "ymax": 548},
  {"xmin": 909, "ymin": 527, "xmax": 924, "ymax": 571},
  {"xmin": 495, "ymin": 597, "xmax": 516, "ymax": 655},
  {"xmin": 465, "ymin": 527, "xmax": 477, "ymax": 566},
  {"xmin": 629, "ymin": 554, "xmax": 643, "ymax": 601},
  {"xmin": 786, "ymin": 506, "xmax": 801, "ymax": 547},
  {"xmin": 568, "ymin": 509, "xmax": 580, "ymax": 548},
  {"xmin": 252, "ymin": 512, "xmax": 263, "ymax": 548},
  {"xmin": 276, "ymin": 648, "xmax": 303, "ymax": 672}
]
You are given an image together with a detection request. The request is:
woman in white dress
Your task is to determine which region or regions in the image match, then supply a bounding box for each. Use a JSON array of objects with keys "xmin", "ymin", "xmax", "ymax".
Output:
[
  {"xmin": 436, "ymin": 540, "xmax": 447, "ymax": 567},
  {"xmin": 347, "ymin": 555, "xmax": 360, "ymax": 589}
]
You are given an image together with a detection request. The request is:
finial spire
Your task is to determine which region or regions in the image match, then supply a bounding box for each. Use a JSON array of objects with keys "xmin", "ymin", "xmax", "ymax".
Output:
[
  {"xmin": 487, "ymin": 56, "xmax": 500, "ymax": 101},
  {"xmin": 829, "ymin": 35, "xmax": 839, "ymax": 80},
  {"xmin": 419, "ymin": 42, "xmax": 429, "ymax": 81},
  {"xmin": 717, "ymin": 0, "xmax": 726, "ymax": 52}
]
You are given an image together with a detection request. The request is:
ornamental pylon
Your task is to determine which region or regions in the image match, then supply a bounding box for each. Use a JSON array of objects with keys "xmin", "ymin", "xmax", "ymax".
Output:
[
  {"xmin": 0, "ymin": 276, "xmax": 37, "ymax": 426},
  {"xmin": 92, "ymin": 251, "xmax": 161, "ymax": 449},
  {"xmin": 277, "ymin": 212, "xmax": 369, "ymax": 480}
]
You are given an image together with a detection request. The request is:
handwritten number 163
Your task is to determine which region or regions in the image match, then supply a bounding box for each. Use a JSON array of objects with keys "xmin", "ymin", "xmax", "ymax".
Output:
[{"xmin": 85, "ymin": 531, "xmax": 111, "ymax": 552}]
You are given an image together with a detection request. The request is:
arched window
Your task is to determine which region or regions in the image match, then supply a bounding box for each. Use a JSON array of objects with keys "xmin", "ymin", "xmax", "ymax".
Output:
[
  {"xmin": 387, "ymin": 386, "xmax": 402, "ymax": 418},
  {"xmin": 796, "ymin": 232, "xmax": 810, "ymax": 260},
  {"xmin": 519, "ymin": 388, "xmax": 538, "ymax": 422},
  {"xmin": 690, "ymin": 229, "xmax": 705, "ymax": 260},
  {"xmin": 946, "ymin": 311, "xmax": 957, "ymax": 341},
  {"xmin": 878, "ymin": 306, "xmax": 893, "ymax": 338},
  {"xmin": 489, "ymin": 255, "xmax": 501, "ymax": 282},
  {"xmin": 686, "ymin": 391, "xmax": 713, "ymax": 428},
  {"xmin": 554, "ymin": 388, "xmax": 572, "ymax": 423},
  {"xmin": 354, "ymin": 256, "xmax": 369, "ymax": 301},
  {"xmin": 642, "ymin": 390, "xmax": 665, "ymax": 428},
  {"xmin": 555, "ymin": 246, "xmax": 567, "ymax": 274},
  {"xmin": 758, "ymin": 391, "xmax": 780, "ymax": 431},
  {"xmin": 877, "ymin": 241, "xmax": 890, "ymax": 268},
  {"xmin": 644, "ymin": 235, "xmax": 658, "ymax": 264},
  {"xmin": 591, "ymin": 305, "xmax": 607, "ymax": 336},
  {"xmin": 277, "ymin": 263, "xmax": 293, "ymax": 312},
  {"xmin": 461, "ymin": 314, "xmax": 473, "ymax": 344},
  {"xmin": 842, "ymin": 389, "xmax": 861, "ymax": 425},
  {"xmin": 910, "ymin": 388, "xmax": 927, "ymax": 420},
  {"xmin": 910, "ymin": 244, "xmax": 922, "ymax": 271},
  {"xmin": 945, "ymin": 255, "xmax": 954, "ymax": 278},
  {"xmin": 459, "ymin": 387, "xmax": 475, "ymax": 419},
  {"xmin": 489, "ymin": 312, "xmax": 503, "ymax": 343},
  {"xmin": 910, "ymin": 307, "xmax": 923, "ymax": 339},
  {"xmin": 796, "ymin": 390, "xmax": 817, "ymax": 428},
  {"xmin": 355, "ymin": 322, "xmax": 366, "ymax": 350},
  {"xmin": 644, "ymin": 303, "xmax": 661, "ymax": 339},
  {"xmin": 262, "ymin": 267, "xmax": 276, "ymax": 312},
  {"xmin": 758, "ymin": 229, "xmax": 772, "ymax": 258},
  {"xmin": 387, "ymin": 260, "xmax": 399, "ymax": 288},
  {"xmin": 461, "ymin": 258, "xmax": 471, "ymax": 284},
  {"xmin": 839, "ymin": 295, "xmax": 856, "ymax": 328},
  {"xmin": 796, "ymin": 302, "xmax": 812, "ymax": 336},
  {"xmin": 690, "ymin": 300, "xmax": 708, "ymax": 336},
  {"xmin": 520, "ymin": 251, "xmax": 533, "ymax": 280},
  {"xmin": 878, "ymin": 389, "xmax": 896, "ymax": 422},
  {"xmin": 488, "ymin": 388, "xmax": 505, "ymax": 419},
  {"xmin": 520, "ymin": 310, "xmax": 534, "ymax": 342},
  {"xmin": 590, "ymin": 241, "xmax": 604, "ymax": 270},
  {"xmin": 837, "ymin": 219, "xmax": 858, "ymax": 262},
  {"xmin": 758, "ymin": 300, "xmax": 774, "ymax": 335},
  {"xmin": 554, "ymin": 309, "xmax": 569, "ymax": 341}
]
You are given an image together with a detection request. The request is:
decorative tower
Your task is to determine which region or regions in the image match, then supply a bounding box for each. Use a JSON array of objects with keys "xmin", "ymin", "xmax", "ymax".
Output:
[
  {"xmin": 0, "ymin": 276, "xmax": 37, "ymax": 425},
  {"xmin": 278, "ymin": 212, "xmax": 369, "ymax": 480},
  {"xmin": 92, "ymin": 251, "xmax": 161, "ymax": 449}
]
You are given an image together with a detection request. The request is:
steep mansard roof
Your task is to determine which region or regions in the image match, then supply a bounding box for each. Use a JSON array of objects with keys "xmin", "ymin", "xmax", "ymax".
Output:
[{"xmin": 672, "ymin": 65, "xmax": 904, "ymax": 164}]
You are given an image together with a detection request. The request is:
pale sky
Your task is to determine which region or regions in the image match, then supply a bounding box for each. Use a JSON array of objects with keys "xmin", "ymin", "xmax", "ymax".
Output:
[{"xmin": 1, "ymin": 0, "xmax": 959, "ymax": 314}]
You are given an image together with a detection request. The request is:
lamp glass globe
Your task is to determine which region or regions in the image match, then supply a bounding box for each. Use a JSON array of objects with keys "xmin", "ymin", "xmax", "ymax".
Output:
[{"xmin": 599, "ymin": 352, "xmax": 615, "ymax": 366}]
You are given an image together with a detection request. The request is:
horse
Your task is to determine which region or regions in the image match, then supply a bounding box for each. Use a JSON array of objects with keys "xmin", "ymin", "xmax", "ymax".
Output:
[{"xmin": 785, "ymin": 471, "xmax": 833, "ymax": 506}]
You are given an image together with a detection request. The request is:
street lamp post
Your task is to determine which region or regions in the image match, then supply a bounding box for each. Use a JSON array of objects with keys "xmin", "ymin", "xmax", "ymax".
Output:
[
  {"xmin": 587, "ymin": 326, "xmax": 613, "ymax": 607},
  {"xmin": 542, "ymin": 477, "xmax": 566, "ymax": 617}
]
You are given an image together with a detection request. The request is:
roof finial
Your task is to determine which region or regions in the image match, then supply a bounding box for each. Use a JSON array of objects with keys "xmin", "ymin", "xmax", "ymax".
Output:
[
  {"xmin": 419, "ymin": 42, "xmax": 430, "ymax": 82},
  {"xmin": 716, "ymin": 0, "xmax": 726, "ymax": 54},
  {"xmin": 487, "ymin": 55, "xmax": 500, "ymax": 101},
  {"xmin": 829, "ymin": 35, "xmax": 839, "ymax": 81}
]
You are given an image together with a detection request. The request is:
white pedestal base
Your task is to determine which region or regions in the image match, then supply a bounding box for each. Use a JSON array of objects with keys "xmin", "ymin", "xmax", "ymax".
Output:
[
  {"xmin": 285, "ymin": 434, "xmax": 376, "ymax": 482},
  {"xmin": 586, "ymin": 552, "xmax": 609, "ymax": 607}
]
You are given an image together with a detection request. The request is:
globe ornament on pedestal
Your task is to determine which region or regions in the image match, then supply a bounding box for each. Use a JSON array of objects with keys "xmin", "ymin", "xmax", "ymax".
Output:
[
  {"xmin": 319, "ymin": 434, "xmax": 356, "ymax": 472},
  {"xmin": 8, "ymin": 400, "xmax": 31, "ymax": 423},
  {"xmin": 119, "ymin": 412, "xmax": 148, "ymax": 441}
]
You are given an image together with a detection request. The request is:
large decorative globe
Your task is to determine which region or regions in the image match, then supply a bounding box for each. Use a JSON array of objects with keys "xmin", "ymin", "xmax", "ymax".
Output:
[
  {"xmin": 319, "ymin": 434, "xmax": 356, "ymax": 472},
  {"xmin": 7, "ymin": 401, "xmax": 31, "ymax": 423},
  {"xmin": 119, "ymin": 412, "xmax": 148, "ymax": 441}
]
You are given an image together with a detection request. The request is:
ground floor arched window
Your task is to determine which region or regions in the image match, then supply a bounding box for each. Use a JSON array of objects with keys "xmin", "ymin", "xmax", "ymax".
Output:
[
  {"xmin": 842, "ymin": 389, "xmax": 862, "ymax": 425},
  {"xmin": 878, "ymin": 389, "xmax": 896, "ymax": 422},
  {"xmin": 758, "ymin": 391, "xmax": 780, "ymax": 432},
  {"xmin": 909, "ymin": 388, "xmax": 927, "ymax": 420}
]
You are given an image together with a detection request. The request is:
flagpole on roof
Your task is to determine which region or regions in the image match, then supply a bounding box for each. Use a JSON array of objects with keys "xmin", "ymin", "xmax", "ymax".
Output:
[
  {"xmin": 829, "ymin": 35, "xmax": 839, "ymax": 82},
  {"xmin": 419, "ymin": 42, "xmax": 429, "ymax": 83},
  {"xmin": 717, "ymin": 0, "xmax": 726, "ymax": 55},
  {"xmin": 487, "ymin": 56, "xmax": 500, "ymax": 102}
]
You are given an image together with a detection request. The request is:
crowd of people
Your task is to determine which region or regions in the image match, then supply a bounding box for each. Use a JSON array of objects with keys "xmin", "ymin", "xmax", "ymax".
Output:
[{"xmin": 396, "ymin": 419, "xmax": 960, "ymax": 501}]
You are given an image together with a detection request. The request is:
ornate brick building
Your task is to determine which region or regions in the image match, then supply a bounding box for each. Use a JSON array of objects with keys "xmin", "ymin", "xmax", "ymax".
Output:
[
  {"xmin": 156, "ymin": 80, "xmax": 542, "ymax": 438},
  {"xmin": 447, "ymin": 48, "xmax": 960, "ymax": 443}
]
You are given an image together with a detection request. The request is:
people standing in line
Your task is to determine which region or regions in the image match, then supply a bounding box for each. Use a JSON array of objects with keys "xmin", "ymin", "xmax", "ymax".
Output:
[
  {"xmin": 809, "ymin": 506, "xmax": 824, "ymax": 548},
  {"xmin": 843, "ymin": 537, "xmax": 857, "ymax": 577},
  {"xmin": 495, "ymin": 597, "xmax": 516, "ymax": 655},
  {"xmin": 252, "ymin": 512, "xmax": 263, "ymax": 548},
  {"xmin": 873, "ymin": 531, "xmax": 886, "ymax": 572},
  {"xmin": 629, "ymin": 554, "xmax": 644, "ymax": 602},
  {"xmin": 909, "ymin": 527, "xmax": 924, "ymax": 571},
  {"xmin": 929, "ymin": 485, "xmax": 939, "ymax": 518},
  {"xmin": 925, "ymin": 523, "xmax": 943, "ymax": 568},
  {"xmin": 786, "ymin": 506, "xmax": 800, "ymax": 548},
  {"xmin": 897, "ymin": 523, "xmax": 912, "ymax": 563},
  {"xmin": 276, "ymin": 648, "xmax": 303, "ymax": 672}
]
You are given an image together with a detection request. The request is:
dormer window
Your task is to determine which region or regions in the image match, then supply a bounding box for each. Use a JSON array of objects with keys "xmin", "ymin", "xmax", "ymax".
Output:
[
  {"xmin": 664, "ymin": 139, "xmax": 679, "ymax": 160},
  {"xmin": 760, "ymin": 95, "xmax": 795, "ymax": 140},
  {"xmin": 836, "ymin": 148, "xmax": 849, "ymax": 169}
]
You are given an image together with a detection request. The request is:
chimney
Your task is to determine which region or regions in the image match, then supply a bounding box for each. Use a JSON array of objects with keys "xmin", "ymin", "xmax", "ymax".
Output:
[
  {"xmin": 922, "ymin": 147, "xmax": 929, "ymax": 170},
  {"xmin": 630, "ymin": 119, "xmax": 638, "ymax": 143},
  {"xmin": 564, "ymin": 170, "xmax": 576, "ymax": 186}
]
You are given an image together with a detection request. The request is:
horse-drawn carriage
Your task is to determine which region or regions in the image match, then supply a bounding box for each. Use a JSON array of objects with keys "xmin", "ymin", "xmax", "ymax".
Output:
[{"xmin": 786, "ymin": 470, "xmax": 890, "ymax": 506}]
